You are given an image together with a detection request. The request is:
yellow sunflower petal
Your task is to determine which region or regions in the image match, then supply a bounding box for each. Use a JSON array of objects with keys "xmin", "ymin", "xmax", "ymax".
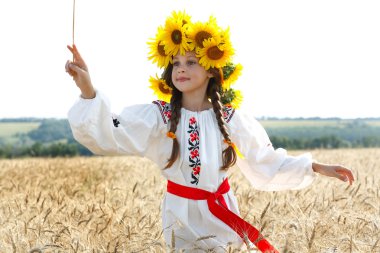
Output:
[
  {"xmin": 160, "ymin": 14, "xmax": 192, "ymax": 56},
  {"xmin": 187, "ymin": 20, "xmax": 219, "ymax": 49},
  {"xmin": 171, "ymin": 10, "xmax": 192, "ymax": 26},
  {"xmin": 207, "ymin": 15, "xmax": 219, "ymax": 28},
  {"xmin": 223, "ymin": 63, "xmax": 243, "ymax": 90},
  {"xmin": 221, "ymin": 88, "xmax": 243, "ymax": 109},
  {"xmin": 196, "ymin": 36, "xmax": 234, "ymax": 70},
  {"xmin": 229, "ymin": 90, "xmax": 243, "ymax": 109},
  {"xmin": 147, "ymin": 26, "xmax": 172, "ymax": 68},
  {"xmin": 219, "ymin": 27, "xmax": 231, "ymax": 43},
  {"xmin": 149, "ymin": 75, "xmax": 173, "ymax": 103}
]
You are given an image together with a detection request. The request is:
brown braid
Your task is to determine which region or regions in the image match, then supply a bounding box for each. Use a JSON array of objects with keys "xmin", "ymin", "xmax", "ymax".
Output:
[
  {"xmin": 163, "ymin": 64, "xmax": 182, "ymax": 169},
  {"xmin": 207, "ymin": 68, "xmax": 237, "ymax": 170},
  {"xmin": 161, "ymin": 64, "xmax": 236, "ymax": 170}
]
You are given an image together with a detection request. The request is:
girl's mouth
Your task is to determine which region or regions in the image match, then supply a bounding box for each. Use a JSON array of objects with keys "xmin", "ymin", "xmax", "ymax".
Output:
[{"xmin": 177, "ymin": 77, "xmax": 190, "ymax": 82}]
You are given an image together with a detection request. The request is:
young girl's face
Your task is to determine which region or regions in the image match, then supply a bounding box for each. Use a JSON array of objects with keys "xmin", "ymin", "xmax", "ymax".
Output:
[{"xmin": 171, "ymin": 51, "xmax": 213, "ymax": 95}]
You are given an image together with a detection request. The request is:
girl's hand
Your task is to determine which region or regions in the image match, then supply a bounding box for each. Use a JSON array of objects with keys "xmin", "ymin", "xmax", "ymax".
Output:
[
  {"xmin": 312, "ymin": 162, "xmax": 354, "ymax": 185},
  {"xmin": 65, "ymin": 44, "xmax": 95, "ymax": 99}
]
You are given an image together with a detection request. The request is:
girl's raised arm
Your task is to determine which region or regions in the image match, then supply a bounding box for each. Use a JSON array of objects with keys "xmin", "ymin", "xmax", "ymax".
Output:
[{"xmin": 65, "ymin": 44, "xmax": 95, "ymax": 99}]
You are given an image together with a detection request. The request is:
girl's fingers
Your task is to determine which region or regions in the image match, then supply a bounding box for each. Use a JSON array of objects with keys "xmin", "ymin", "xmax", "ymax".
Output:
[
  {"xmin": 72, "ymin": 45, "xmax": 85, "ymax": 64},
  {"xmin": 336, "ymin": 168, "xmax": 354, "ymax": 185},
  {"xmin": 67, "ymin": 45, "xmax": 78, "ymax": 62},
  {"xmin": 65, "ymin": 60, "xmax": 70, "ymax": 72},
  {"xmin": 67, "ymin": 45, "xmax": 76, "ymax": 56},
  {"xmin": 346, "ymin": 172, "xmax": 354, "ymax": 185},
  {"xmin": 68, "ymin": 62, "xmax": 85, "ymax": 73},
  {"xmin": 67, "ymin": 44, "xmax": 88, "ymax": 71},
  {"xmin": 335, "ymin": 172, "xmax": 347, "ymax": 182},
  {"xmin": 65, "ymin": 60, "xmax": 86, "ymax": 78},
  {"xmin": 65, "ymin": 60, "xmax": 76, "ymax": 76},
  {"xmin": 337, "ymin": 167, "xmax": 354, "ymax": 183},
  {"xmin": 345, "ymin": 171, "xmax": 354, "ymax": 184}
]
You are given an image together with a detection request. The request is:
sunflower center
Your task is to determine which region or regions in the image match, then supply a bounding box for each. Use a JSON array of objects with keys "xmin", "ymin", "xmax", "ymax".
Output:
[
  {"xmin": 195, "ymin": 31, "xmax": 212, "ymax": 48},
  {"xmin": 207, "ymin": 46, "xmax": 224, "ymax": 60},
  {"xmin": 157, "ymin": 44, "xmax": 166, "ymax": 56},
  {"xmin": 159, "ymin": 82, "xmax": 171, "ymax": 94},
  {"xmin": 171, "ymin": 30, "xmax": 182, "ymax": 44}
]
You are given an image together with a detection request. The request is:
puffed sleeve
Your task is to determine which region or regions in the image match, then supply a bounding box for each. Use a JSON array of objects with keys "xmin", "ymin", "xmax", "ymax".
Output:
[
  {"xmin": 228, "ymin": 110, "xmax": 317, "ymax": 191},
  {"xmin": 67, "ymin": 91, "xmax": 170, "ymax": 167}
]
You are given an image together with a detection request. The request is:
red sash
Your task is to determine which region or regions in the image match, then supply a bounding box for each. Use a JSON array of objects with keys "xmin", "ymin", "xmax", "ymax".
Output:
[{"xmin": 167, "ymin": 178, "xmax": 279, "ymax": 253}]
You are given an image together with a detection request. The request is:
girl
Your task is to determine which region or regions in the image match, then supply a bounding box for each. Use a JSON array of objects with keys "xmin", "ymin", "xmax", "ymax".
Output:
[{"xmin": 65, "ymin": 11, "xmax": 354, "ymax": 253}]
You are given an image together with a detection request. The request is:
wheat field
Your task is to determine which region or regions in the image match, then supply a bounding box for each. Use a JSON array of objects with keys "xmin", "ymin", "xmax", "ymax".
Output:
[{"xmin": 0, "ymin": 149, "xmax": 379, "ymax": 253}]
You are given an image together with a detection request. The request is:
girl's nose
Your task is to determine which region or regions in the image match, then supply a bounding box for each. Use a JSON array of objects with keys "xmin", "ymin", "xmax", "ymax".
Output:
[{"xmin": 177, "ymin": 66, "xmax": 185, "ymax": 73}]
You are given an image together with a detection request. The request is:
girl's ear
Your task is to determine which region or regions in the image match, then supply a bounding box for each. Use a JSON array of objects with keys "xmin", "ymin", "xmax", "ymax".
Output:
[{"xmin": 207, "ymin": 71, "xmax": 214, "ymax": 79}]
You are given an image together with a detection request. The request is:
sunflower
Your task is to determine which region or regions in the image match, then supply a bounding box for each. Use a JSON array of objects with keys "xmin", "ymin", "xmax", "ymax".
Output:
[
  {"xmin": 160, "ymin": 14, "xmax": 191, "ymax": 56},
  {"xmin": 149, "ymin": 75, "xmax": 172, "ymax": 103},
  {"xmin": 221, "ymin": 88, "xmax": 243, "ymax": 109},
  {"xmin": 187, "ymin": 18, "xmax": 219, "ymax": 50},
  {"xmin": 222, "ymin": 63, "xmax": 243, "ymax": 90},
  {"xmin": 147, "ymin": 27, "xmax": 171, "ymax": 68},
  {"xmin": 196, "ymin": 35, "xmax": 234, "ymax": 70},
  {"xmin": 219, "ymin": 26, "xmax": 231, "ymax": 43},
  {"xmin": 170, "ymin": 10, "xmax": 192, "ymax": 26},
  {"xmin": 229, "ymin": 89, "xmax": 243, "ymax": 109}
]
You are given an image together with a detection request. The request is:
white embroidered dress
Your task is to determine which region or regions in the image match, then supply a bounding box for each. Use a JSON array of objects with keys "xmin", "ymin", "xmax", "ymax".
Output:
[{"xmin": 68, "ymin": 91, "xmax": 316, "ymax": 251}]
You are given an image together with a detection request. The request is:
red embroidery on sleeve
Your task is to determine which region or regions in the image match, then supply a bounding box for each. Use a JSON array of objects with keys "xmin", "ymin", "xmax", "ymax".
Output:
[
  {"xmin": 152, "ymin": 100, "xmax": 171, "ymax": 124},
  {"xmin": 222, "ymin": 105, "xmax": 235, "ymax": 123}
]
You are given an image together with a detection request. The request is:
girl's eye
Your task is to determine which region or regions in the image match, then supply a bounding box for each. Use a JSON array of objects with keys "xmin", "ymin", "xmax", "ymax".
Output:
[{"xmin": 173, "ymin": 60, "xmax": 197, "ymax": 67}]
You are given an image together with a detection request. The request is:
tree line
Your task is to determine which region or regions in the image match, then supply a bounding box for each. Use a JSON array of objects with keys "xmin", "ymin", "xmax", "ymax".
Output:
[
  {"xmin": 265, "ymin": 120, "xmax": 380, "ymax": 149},
  {"xmin": 0, "ymin": 119, "xmax": 92, "ymax": 158},
  {"xmin": 1, "ymin": 118, "xmax": 380, "ymax": 158},
  {"xmin": 270, "ymin": 135, "xmax": 380, "ymax": 149}
]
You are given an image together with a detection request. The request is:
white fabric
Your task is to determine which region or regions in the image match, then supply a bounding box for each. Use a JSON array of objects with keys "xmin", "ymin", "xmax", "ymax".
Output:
[{"xmin": 68, "ymin": 91, "xmax": 316, "ymax": 251}]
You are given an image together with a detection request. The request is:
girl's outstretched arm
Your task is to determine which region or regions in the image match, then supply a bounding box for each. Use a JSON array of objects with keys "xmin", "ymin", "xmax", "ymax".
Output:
[
  {"xmin": 65, "ymin": 44, "xmax": 95, "ymax": 99},
  {"xmin": 312, "ymin": 162, "xmax": 355, "ymax": 185}
]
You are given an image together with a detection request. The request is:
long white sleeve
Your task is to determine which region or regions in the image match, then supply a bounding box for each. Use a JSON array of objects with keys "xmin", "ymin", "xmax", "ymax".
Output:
[
  {"xmin": 67, "ymin": 91, "xmax": 169, "ymax": 167},
  {"xmin": 228, "ymin": 110, "xmax": 316, "ymax": 191}
]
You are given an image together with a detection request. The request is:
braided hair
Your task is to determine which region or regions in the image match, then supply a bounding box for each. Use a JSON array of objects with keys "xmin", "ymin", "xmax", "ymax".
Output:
[
  {"xmin": 207, "ymin": 68, "xmax": 237, "ymax": 170},
  {"xmin": 162, "ymin": 63, "xmax": 237, "ymax": 170}
]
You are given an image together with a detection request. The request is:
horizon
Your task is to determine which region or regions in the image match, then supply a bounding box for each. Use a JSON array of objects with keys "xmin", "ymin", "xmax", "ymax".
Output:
[{"xmin": 2, "ymin": 115, "xmax": 380, "ymax": 121}]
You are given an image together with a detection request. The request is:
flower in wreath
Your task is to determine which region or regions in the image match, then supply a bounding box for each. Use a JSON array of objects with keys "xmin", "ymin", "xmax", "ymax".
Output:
[
  {"xmin": 147, "ymin": 26, "xmax": 172, "ymax": 68},
  {"xmin": 147, "ymin": 11, "xmax": 245, "ymax": 108},
  {"xmin": 222, "ymin": 62, "xmax": 243, "ymax": 90},
  {"xmin": 149, "ymin": 75, "xmax": 172, "ymax": 103},
  {"xmin": 187, "ymin": 16, "xmax": 220, "ymax": 50},
  {"xmin": 196, "ymin": 31, "xmax": 234, "ymax": 70},
  {"xmin": 159, "ymin": 11, "xmax": 193, "ymax": 57},
  {"xmin": 221, "ymin": 88, "xmax": 243, "ymax": 109}
]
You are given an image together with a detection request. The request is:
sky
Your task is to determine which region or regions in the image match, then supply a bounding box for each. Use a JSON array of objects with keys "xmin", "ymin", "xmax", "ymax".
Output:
[{"xmin": 0, "ymin": 0, "xmax": 379, "ymax": 119}]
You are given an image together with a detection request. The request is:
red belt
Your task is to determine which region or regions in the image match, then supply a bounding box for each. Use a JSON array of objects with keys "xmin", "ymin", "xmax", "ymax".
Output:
[{"xmin": 167, "ymin": 178, "xmax": 279, "ymax": 253}]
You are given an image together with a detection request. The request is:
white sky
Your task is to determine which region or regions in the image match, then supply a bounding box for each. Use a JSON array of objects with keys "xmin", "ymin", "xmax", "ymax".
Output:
[{"xmin": 0, "ymin": 0, "xmax": 379, "ymax": 119}]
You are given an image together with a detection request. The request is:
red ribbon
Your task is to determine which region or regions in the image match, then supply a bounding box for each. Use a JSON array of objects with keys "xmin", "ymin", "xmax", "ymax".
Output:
[{"xmin": 167, "ymin": 179, "xmax": 279, "ymax": 253}]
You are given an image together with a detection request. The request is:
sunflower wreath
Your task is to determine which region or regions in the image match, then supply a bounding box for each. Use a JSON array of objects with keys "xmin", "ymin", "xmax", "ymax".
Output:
[{"xmin": 148, "ymin": 10, "xmax": 243, "ymax": 108}]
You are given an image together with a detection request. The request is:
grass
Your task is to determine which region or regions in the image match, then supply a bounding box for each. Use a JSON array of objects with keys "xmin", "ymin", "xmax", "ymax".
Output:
[
  {"xmin": 259, "ymin": 119, "xmax": 380, "ymax": 128},
  {"xmin": 259, "ymin": 120, "xmax": 343, "ymax": 128},
  {"xmin": 0, "ymin": 122, "xmax": 40, "ymax": 138},
  {"xmin": 366, "ymin": 121, "xmax": 380, "ymax": 127},
  {"xmin": 0, "ymin": 148, "xmax": 379, "ymax": 252}
]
